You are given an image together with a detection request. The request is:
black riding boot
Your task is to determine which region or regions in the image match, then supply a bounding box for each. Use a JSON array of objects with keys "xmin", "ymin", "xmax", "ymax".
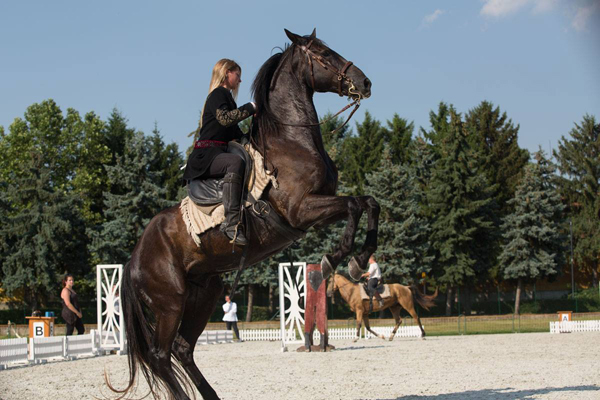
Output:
[{"xmin": 221, "ymin": 172, "xmax": 248, "ymax": 246}]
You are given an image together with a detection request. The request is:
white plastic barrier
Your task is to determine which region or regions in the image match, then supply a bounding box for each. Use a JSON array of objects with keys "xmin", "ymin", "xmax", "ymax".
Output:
[
  {"xmin": 550, "ymin": 320, "xmax": 600, "ymax": 334},
  {"xmin": 239, "ymin": 329, "xmax": 298, "ymax": 342},
  {"xmin": 30, "ymin": 336, "xmax": 65, "ymax": 363},
  {"xmin": 65, "ymin": 333, "xmax": 95, "ymax": 358},
  {"xmin": 197, "ymin": 330, "xmax": 234, "ymax": 345},
  {"xmin": 0, "ymin": 338, "xmax": 29, "ymax": 369}
]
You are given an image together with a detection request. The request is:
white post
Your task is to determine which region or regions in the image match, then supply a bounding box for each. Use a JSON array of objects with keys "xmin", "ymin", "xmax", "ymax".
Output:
[
  {"xmin": 96, "ymin": 264, "xmax": 124, "ymax": 354},
  {"xmin": 278, "ymin": 262, "xmax": 307, "ymax": 352}
]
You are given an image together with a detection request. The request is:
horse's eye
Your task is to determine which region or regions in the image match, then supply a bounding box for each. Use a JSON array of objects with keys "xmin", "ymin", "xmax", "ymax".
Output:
[{"xmin": 321, "ymin": 50, "xmax": 331, "ymax": 57}]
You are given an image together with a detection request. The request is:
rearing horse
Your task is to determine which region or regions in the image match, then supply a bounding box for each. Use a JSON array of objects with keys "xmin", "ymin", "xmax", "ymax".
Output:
[{"xmin": 117, "ymin": 29, "xmax": 379, "ymax": 400}]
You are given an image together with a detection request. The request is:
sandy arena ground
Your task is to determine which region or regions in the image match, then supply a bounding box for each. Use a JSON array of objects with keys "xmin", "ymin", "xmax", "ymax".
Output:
[{"xmin": 1, "ymin": 332, "xmax": 599, "ymax": 399}]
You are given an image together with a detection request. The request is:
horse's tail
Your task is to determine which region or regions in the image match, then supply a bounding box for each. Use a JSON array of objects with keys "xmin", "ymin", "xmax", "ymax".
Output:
[
  {"xmin": 105, "ymin": 260, "xmax": 157, "ymax": 398},
  {"xmin": 409, "ymin": 285, "xmax": 438, "ymax": 311}
]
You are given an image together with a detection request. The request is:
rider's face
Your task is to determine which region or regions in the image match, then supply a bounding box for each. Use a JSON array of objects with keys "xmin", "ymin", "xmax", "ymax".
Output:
[{"xmin": 224, "ymin": 69, "xmax": 241, "ymax": 90}]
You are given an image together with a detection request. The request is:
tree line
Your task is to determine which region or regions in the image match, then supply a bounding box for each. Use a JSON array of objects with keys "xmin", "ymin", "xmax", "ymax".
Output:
[{"xmin": 0, "ymin": 99, "xmax": 598, "ymax": 319}]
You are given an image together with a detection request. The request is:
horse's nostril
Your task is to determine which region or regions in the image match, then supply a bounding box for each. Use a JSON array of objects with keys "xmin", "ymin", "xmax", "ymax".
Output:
[{"xmin": 364, "ymin": 78, "xmax": 372, "ymax": 90}]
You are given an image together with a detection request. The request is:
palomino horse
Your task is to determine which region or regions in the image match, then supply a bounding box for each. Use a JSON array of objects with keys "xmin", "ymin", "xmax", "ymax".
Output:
[
  {"xmin": 117, "ymin": 29, "xmax": 379, "ymax": 400},
  {"xmin": 327, "ymin": 273, "xmax": 437, "ymax": 341}
]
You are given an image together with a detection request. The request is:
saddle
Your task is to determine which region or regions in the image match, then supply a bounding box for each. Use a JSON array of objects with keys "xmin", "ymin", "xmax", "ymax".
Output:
[
  {"xmin": 180, "ymin": 141, "xmax": 307, "ymax": 247},
  {"xmin": 187, "ymin": 141, "xmax": 253, "ymax": 209},
  {"xmin": 362, "ymin": 279, "xmax": 385, "ymax": 296}
]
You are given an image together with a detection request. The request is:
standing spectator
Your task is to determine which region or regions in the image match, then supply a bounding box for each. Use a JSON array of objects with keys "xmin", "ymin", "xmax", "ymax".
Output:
[
  {"xmin": 222, "ymin": 295, "xmax": 243, "ymax": 342},
  {"xmin": 61, "ymin": 274, "xmax": 85, "ymax": 336}
]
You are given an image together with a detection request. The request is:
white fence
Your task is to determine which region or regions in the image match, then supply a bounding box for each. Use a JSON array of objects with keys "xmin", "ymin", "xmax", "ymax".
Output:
[
  {"xmin": 0, "ymin": 338, "xmax": 29, "ymax": 369},
  {"xmin": 197, "ymin": 330, "xmax": 233, "ymax": 345},
  {"xmin": 549, "ymin": 320, "xmax": 600, "ymax": 334},
  {"xmin": 240, "ymin": 326, "xmax": 424, "ymax": 342}
]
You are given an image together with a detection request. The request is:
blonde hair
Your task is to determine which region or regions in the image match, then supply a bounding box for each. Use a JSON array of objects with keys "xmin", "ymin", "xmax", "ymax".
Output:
[{"xmin": 198, "ymin": 59, "xmax": 241, "ymax": 131}]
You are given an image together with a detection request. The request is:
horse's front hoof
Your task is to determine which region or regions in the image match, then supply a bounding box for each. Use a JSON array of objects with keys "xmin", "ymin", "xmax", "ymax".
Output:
[
  {"xmin": 388, "ymin": 337, "xmax": 394, "ymax": 342},
  {"xmin": 321, "ymin": 255, "xmax": 334, "ymax": 279},
  {"xmin": 380, "ymin": 335, "xmax": 387, "ymax": 341},
  {"xmin": 353, "ymin": 337, "xmax": 359, "ymax": 343},
  {"xmin": 348, "ymin": 257, "xmax": 364, "ymax": 281}
]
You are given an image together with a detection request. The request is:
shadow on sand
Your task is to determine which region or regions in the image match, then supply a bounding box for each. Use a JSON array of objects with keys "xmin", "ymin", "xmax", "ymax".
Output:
[{"xmin": 385, "ymin": 385, "xmax": 600, "ymax": 399}]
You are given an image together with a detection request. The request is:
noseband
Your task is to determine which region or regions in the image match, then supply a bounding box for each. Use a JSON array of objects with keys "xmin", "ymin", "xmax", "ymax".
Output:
[{"xmin": 299, "ymin": 39, "xmax": 357, "ymax": 98}]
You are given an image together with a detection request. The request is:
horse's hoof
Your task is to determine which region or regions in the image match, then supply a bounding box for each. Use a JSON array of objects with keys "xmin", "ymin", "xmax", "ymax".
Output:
[
  {"xmin": 380, "ymin": 336, "xmax": 387, "ymax": 341},
  {"xmin": 321, "ymin": 255, "xmax": 334, "ymax": 279},
  {"xmin": 389, "ymin": 337, "xmax": 394, "ymax": 342},
  {"xmin": 348, "ymin": 257, "xmax": 364, "ymax": 281},
  {"xmin": 353, "ymin": 337, "xmax": 359, "ymax": 343}
]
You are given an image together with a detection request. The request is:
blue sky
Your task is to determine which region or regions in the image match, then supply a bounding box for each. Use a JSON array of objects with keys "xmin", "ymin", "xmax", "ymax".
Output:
[{"xmin": 1, "ymin": 0, "xmax": 598, "ymax": 156}]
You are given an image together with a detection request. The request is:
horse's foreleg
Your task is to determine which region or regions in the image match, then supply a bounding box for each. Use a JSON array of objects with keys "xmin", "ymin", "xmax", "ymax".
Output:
[
  {"xmin": 289, "ymin": 194, "xmax": 379, "ymax": 279},
  {"xmin": 354, "ymin": 310, "xmax": 363, "ymax": 342},
  {"xmin": 389, "ymin": 305, "xmax": 403, "ymax": 342},
  {"xmin": 363, "ymin": 314, "xmax": 386, "ymax": 341},
  {"xmin": 172, "ymin": 277, "xmax": 224, "ymax": 400},
  {"xmin": 348, "ymin": 196, "xmax": 380, "ymax": 280}
]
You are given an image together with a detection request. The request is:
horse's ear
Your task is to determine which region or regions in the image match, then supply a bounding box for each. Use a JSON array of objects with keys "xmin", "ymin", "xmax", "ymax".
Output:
[
  {"xmin": 309, "ymin": 28, "xmax": 316, "ymax": 40},
  {"xmin": 284, "ymin": 29, "xmax": 301, "ymax": 44}
]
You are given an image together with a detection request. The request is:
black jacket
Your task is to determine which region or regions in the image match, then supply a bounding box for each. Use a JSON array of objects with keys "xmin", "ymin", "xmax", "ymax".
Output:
[{"xmin": 183, "ymin": 87, "xmax": 255, "ymax": 181}]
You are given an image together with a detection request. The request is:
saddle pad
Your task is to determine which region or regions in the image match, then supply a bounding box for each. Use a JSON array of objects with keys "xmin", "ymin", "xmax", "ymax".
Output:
[
  {"xmin": 359, "ymin": 284, "xmax": 391, "ymax": 300},
  {"xmin": 180, "ymin": 143, "xmax": 278, "ymax": 246}
]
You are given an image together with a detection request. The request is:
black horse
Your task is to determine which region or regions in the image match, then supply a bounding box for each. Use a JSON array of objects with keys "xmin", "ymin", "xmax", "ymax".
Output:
[{"xmin": 117, "ymin": 29, "xmax": 379, "ymax": 400}]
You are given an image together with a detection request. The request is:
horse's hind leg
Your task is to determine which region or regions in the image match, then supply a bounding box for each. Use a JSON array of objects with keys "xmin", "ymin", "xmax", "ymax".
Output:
[
  {"xmin": 172, "ymin": 276, "xmax": 224, "ymax": 400},
  {"xmin": 150, "ymin": 298, "xmax": 191, "ymax": 399},
  {"xmin": 388, "ymin": 304, "xmax": 403, "ymax": 342},
  {"xmin": 403, "ymin": 295, "xmax": 426, "ymax": 339}
]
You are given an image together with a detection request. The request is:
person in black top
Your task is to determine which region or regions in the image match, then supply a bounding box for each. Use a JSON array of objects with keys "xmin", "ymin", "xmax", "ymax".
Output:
[
  {"xmin": 184, "ymin": 59, "xmax": 256, "ymax": 245},
  {"xmin": 60, "ymin": 274, "xmax": 85, "ymax": 336}
]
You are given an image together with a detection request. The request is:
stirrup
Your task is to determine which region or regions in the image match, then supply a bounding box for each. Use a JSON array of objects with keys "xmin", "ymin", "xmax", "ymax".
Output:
[{"xmin": 223, "ymin": 223, "xmax": 248, "ymax": 246}]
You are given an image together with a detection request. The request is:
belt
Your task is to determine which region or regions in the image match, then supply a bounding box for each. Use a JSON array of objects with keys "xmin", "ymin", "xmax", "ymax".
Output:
[{"xmin": 194, "ymin": 140, "xmax": 227, "ymax": 149}]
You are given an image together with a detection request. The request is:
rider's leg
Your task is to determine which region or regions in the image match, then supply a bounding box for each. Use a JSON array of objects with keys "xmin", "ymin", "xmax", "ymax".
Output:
[{"xmin": 205, "ymin": 154, "xmax": 248, "ymax": 245}]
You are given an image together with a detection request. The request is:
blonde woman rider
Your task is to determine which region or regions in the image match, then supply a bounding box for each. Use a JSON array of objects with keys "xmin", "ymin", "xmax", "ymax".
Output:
[{"xmin": 183, "ymin": 59, "xmax": 256, "ymax": 245}]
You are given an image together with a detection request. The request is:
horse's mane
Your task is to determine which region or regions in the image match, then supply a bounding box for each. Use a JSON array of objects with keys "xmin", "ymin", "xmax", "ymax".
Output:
[{"xmin": 251, "ymin": 44, "xmax": 290, "ymax": 137}]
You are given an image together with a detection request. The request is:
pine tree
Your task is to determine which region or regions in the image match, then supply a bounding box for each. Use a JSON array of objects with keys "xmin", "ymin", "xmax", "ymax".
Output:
[
  {"xmin": 148, "ymin": 123, "xmax": 185, "ymax": 202},
  {"xmin": 427, "ymin": 108, "xmax": 497, "ymax": 315},
  {"xmin": 465, "ymin": 101, "xmax": 529, "ymax": 216},
  {"xmin": 89, "ymin": 131, "xmax": 175, "ymax": 264},
  {"xmin": 499, "ymin": 150, "xmax": 566, "ymax": 313},
  {"xmin": 0, "ymin": 153, "xmax": 87, "ymax": 310},
  {"xmin": 553, "ymin": 114, "xmax": 600, "ymax": 287},
  {"xmin": 339, "ymin": 111, "xmax": 384, "ymax": 194},
  {"xmin": 381, "ymin": 114, "xmax": 414, "ymax": 165},
  {"xmin": 364, "ymin": 148, "xmax": 433, "ymax": 283}
]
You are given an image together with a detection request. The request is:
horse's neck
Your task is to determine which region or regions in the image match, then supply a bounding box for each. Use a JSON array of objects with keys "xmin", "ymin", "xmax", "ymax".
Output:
[
  {"xmin": 270, "ymin": 73, "xmax": 319, "ymax": 127},
  {"xmin": 336, "ymin": 276, "xmax": 356, "ymax": 301}
]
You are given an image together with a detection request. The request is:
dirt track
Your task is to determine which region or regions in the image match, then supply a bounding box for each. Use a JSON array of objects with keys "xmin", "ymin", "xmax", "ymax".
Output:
[{"xmin": 1, "ymin": 332, "xmax": 599, "ymax": 399}]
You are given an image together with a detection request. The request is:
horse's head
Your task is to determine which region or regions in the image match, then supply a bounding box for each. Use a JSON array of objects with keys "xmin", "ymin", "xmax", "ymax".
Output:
[{"xmin": 285, "ymin": 29, "xmax": 372, "ymax": 100}]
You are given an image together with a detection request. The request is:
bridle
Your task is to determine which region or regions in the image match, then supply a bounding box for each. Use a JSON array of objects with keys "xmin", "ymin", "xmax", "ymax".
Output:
[{"xmin": 278, "ymin": 40, "xmax": 363, "ymax": 134}]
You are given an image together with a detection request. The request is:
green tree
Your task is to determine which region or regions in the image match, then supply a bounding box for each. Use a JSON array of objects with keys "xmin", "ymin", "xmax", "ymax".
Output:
[
  {"xmin": 89, "ymin": 131, "xmax": 174, "ymax": 264},
  {"xmin": 148, "ymin": 123, "xmax": 185, "ymax": 202},
  {"xmin": 0, "ymin": 153, "xmax": 87, "ymax": 310},
  {"xmin": 339, "ymin": 111, "xmax": 384, "ymax": 194},
  {"xmin": 465, "ymin": 101, "xmax": 529, "ymax": 216},
  {"xmin": 381, "ymin": 114, "xmax": 414, "ymax": 165},
  {"xmin": 427, "ymin": 108, "xmax": 497, "ymax": 315},
  {"xmin": 0, "ymin": 99, "xmax": 83, "ymax": 191},
  {"xmin": 553, "ymin": 115, "xmax": 600, "ymax": 288},
  {"xmin": 364, "ymin": 148, "xmax": 433, "ymax": 283},
  {"xmin": 499, "ymin": 150, "xmax": 566, "ymax": 314}
]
